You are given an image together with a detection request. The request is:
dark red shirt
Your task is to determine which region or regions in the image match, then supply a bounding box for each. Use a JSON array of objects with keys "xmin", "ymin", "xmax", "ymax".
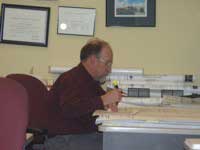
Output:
[{"xmin": 48, "ymin": 63, "xmax": 105, "ymax": 136}]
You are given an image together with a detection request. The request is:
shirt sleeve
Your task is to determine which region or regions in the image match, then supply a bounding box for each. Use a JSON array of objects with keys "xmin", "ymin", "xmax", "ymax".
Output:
[{"xmin": 58, "ymin": 77, "xmax": 105, "ymax": 119}]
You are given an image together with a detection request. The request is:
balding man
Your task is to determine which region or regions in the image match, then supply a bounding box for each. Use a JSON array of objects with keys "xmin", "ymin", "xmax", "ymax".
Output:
[{"xmin": 45, "ymin": 38, "xmax": 122, "ymax": 150}]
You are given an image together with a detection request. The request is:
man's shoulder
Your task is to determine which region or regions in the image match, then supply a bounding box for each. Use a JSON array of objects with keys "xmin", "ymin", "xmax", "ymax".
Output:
[
  {"xmin": 60, "ymin": 66, "xmax": 77, "ymax": 78},
  {"xmin": 59, "ymin": 65, "xmax": 81, "ymax": 81}
]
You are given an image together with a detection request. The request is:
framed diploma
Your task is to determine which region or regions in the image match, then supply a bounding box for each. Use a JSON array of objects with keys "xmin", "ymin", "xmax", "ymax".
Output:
[
  {"xmin": 58, "ymin": 6, "xmax": 96, "ymax": 36},
  {"xmin": 0, "ymin": 3, "xmax": 50, "ymax": 47}
]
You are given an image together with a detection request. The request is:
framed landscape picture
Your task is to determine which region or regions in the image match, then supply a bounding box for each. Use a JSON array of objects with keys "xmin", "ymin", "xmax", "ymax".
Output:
[{"xmin": 106, "ymin": 0, "xmax": 156, "ymax": 27}]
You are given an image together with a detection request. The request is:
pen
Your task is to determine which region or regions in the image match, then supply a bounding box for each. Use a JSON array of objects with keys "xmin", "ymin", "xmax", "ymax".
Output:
[
  {"xmin": 112, "ymin": 80, "xmax": 127, "ymax": 96},
  {"xmin": 112, "ymin": 80, "xmax": 119, "ymax": 89}
]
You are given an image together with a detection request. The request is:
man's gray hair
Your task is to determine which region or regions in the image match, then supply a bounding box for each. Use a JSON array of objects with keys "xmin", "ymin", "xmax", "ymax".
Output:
[{"xmin": 80, "ymin": 38, "xmax": 111, "ymax": 61}]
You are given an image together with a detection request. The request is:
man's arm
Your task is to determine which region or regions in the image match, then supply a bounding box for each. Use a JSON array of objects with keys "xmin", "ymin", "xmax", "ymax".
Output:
[
  {"xmin": 58, "ymin": 77, "xmax": 105, "ymax": 118},
  {"xmin": 57, "ymin": 72, "xmax": 122, "ymax": 118},
  {"xmin": 60, "ymin": 92, "xmax": 104, "ymax": 118}
]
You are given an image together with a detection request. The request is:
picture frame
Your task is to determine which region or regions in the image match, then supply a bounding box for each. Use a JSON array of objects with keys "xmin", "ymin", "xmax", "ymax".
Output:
[
  {"xmin": 0, "ymin": 17, "xmax": 1, "ymax": 42},
  {"xmin": 0, "ymin": 3, "xmax": 50, "ymax": 47},
  {"xmin": 106, "ymin": 0, "xmax": 156, "ymax": 27},
  {"xmin": 58, "ymin": 6, "xmax": 96, "ymax": 36}
]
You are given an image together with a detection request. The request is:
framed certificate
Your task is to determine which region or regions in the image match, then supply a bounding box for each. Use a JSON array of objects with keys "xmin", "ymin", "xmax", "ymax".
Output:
[
  {"xmin": 58, "ymin": 6, "xmax": 96, "ymax": 36},
  {"xmin": 0, "ymin": 3, "xmax": 50, "ymax": 47}
]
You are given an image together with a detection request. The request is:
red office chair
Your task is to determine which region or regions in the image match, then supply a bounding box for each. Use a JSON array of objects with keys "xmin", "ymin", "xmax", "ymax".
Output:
[
  {"xmin": 6, "ymin": 74, "xmax": 50, "ymax": 147},
  {"xmin": 0, "ymin": 77, "xmax": 28, "ymax": 150}
]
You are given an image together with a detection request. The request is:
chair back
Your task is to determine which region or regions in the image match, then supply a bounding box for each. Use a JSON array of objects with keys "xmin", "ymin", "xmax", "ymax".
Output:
[
  {"xmin": 7, "ymin": 74, "xmax": 49, "ymax": 129},
  {"xmin": 0, "ymin": 77, "xmax": 28, "ymax": 150}
]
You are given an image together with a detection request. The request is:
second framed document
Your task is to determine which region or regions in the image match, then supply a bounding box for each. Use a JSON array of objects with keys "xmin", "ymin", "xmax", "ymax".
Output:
[{"xmin": 58, "ymin": 6, "xmax": 96, "ymax": 36}]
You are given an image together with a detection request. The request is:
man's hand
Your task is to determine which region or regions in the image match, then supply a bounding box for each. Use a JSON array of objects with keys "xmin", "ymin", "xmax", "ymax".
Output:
[
  {"xmin": 101, "ymin": 89, "xmax": 122, "ymax": 106},
  {"xmin": 108, "ymin": 103, "xmax": 118, "ymax": 112}
]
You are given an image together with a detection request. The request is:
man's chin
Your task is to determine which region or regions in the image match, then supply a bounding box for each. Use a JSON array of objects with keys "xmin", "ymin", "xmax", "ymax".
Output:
[{"xmin": 97, "ymin": 76, "xmax": 107, "ymax": 84}]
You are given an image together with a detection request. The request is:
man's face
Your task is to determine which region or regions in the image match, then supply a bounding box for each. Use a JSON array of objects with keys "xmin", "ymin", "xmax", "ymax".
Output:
[{"xmin": 94, "ymin": 46, "xmax": 113, "ymax": 80}]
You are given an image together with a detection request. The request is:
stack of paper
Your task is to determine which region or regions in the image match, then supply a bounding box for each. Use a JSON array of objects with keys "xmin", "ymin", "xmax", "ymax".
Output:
[
  {"xmin": 94, "ymin": 106, "xmax": 200, "ymax": 129},
  {"xmin": 118, "ymin": 96, "xmax": 200, "ymax": 109},
  {"xmin": 120, "ymin": 97, "xmax": 162, "ymax": 106}
]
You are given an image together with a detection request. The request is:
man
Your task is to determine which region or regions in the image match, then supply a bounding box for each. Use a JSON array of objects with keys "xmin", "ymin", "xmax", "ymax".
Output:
[{"xmin": 45, "ymin": 38, "xmax": 122, "ymax": 150}]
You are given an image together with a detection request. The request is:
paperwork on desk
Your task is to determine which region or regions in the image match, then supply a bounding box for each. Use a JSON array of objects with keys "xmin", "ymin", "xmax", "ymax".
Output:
[
  {"xmin": 94, "ymin": 96, "xmax": 200, "ymax": 129},
  {"xmin": 119, "ymin": 95, "xmax": 200, "ymax": 108},
  {"xmin": 185, "ymin": 139, "xmax": 200, "ymax": 150}
]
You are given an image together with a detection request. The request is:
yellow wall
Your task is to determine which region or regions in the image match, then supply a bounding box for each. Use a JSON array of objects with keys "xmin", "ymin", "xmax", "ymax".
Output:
[{"xmin": 0, "ymin": 0, "xmax": 200, "ymax": 79}]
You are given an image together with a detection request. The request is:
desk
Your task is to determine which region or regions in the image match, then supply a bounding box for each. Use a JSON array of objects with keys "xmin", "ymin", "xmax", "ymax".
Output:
[
  {"xmin": 99, "ymin": 125, "xmax": 200, "ymax": 150},
  {"xmin": 96, "ymin": 102, "xmax": 200, "ymax": 150}
]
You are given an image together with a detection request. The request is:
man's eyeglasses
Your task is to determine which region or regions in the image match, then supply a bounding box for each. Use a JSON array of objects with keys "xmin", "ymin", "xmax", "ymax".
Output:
[{"xmin": 97, "ymin": 57, "xmax": 112, "ymax": 68}]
